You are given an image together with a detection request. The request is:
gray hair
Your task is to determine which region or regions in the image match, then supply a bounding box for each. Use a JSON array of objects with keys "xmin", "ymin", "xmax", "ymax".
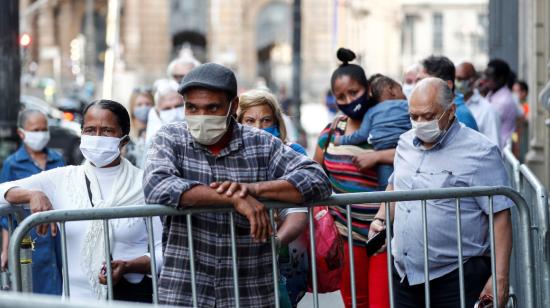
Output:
[
  {"xmin": 153, "ymin": 79, "xmax": 180, "ymax": 105},
  {"xmin": 412, "ymin": 77, "xmax": 453, "ymax": 109},
  {"xmin": 17, "ymin": 109, "xmax": 47, "ymax": 129},
  {"xmin": 166, "ymin": 55, "xmax": 200, "ymax": 78}
]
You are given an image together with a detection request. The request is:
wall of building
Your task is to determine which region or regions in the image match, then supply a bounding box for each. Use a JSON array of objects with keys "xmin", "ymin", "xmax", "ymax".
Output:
[{"xmin": 400, "ymin": 0, "xmax": 489, "ymax": 72}]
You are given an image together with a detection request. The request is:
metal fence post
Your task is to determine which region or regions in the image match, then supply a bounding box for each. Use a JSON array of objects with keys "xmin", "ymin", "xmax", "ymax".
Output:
[{"xmin": 19, "ymin": 236, "xmax": 32, "ymax": 293}]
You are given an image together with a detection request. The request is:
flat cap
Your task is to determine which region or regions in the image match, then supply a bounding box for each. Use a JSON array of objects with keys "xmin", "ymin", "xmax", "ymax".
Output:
[{"xmin": 178, "ymin": 63, "xmax": 237, "ymax": 98}]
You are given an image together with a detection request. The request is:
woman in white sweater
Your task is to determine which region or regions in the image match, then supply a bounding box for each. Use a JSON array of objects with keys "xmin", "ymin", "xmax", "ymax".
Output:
[{"xmin": 0, "ymin": 100, "xmax": 162, "ymax": 302}]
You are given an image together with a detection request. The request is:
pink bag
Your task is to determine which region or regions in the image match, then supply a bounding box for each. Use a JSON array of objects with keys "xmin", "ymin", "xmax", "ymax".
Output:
[{"xmin": 306, "ymin": 206, "xmax": 344, "ymax": 293}]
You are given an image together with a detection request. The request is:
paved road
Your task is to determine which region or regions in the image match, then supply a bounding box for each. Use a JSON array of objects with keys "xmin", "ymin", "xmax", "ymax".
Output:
[{"xmin": 298, "ymin": 291, "xmax": 344, "ymax": 308}]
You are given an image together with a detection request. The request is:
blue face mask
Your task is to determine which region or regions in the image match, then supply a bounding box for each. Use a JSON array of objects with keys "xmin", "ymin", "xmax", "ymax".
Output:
[
  {"xmin": 133, "ymin": 105, "xmax": 151, "ymax": 123},
  {"xmin": 337, "ymin": 92, "xmax": 372, "ymax": 120},
  {"xmin": 263, "ymin": 125, "xmax": 281, "ymax": 138}
]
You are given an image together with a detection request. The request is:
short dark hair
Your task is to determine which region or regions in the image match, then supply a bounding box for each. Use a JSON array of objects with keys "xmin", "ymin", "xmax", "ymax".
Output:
[
  {"xmin": 82, "ymin": 99, "xmax": 131, "ymax": 136},
  {"xmin": 17, "ymin": 109, "xmax": 47, "ymax": 129},
  {"xmin": 370, "ymin": 75, "xmax": 401, "ymax": 103},
  {"xmin": 421, "ymin": 55, "xmax": 456, "ymax": 85},
  {"xmin": 516, "ymin": 80, "xmax": 529, "ymax": 93},
  {"xmin": 487, "ymin": 59, "xmax": 511, "ymax": 82},
  {"xmin": 330, "ymin": 48, "xmax": 369, "ymax": 91}
]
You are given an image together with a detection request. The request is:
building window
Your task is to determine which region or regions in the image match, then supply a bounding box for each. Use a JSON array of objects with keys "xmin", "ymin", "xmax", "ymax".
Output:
[
  {"xmin": 477, "ymin": 13, "xmax": 489, "ymax": 54},
  {"xmin": 402, "ymin": 14, "xmax": 415, "ymax": 55},
  {"xmin": 433, "ymin": 13, "xmax": 443, "ymax": 53}
]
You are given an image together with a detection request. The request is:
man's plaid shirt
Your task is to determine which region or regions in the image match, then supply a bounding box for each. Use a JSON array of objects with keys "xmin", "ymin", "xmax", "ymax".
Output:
[{"xmin": 144, "ymin": 121, "xmax": 332, "ymax": 307}]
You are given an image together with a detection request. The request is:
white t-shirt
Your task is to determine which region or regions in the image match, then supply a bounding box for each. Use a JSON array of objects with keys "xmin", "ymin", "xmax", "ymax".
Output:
[
  {"xmin": 0, "ymin": 165, "xmax": 163, "ymax": 299},
  {"xmin": 466, "ymin": 92, "xmax": 502, "ymax": 148}
]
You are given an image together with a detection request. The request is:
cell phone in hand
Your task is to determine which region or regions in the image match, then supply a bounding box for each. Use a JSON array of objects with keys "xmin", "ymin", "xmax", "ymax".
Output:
[{"xmin": 366, "ymin": 229, "xmax": 386, "ymax": 256}]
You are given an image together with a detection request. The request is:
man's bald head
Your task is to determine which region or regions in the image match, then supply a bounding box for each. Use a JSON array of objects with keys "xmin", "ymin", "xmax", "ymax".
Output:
[
  {"xmin": 456, "ymin": 62, "xmax": 477, "ymax": 80},
  {"xmin": 410, "ymin": 77, "xmax": 454, "ymax": 110}
]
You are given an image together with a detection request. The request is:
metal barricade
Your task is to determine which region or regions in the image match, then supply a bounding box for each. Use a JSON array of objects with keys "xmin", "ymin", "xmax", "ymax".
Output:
[
  {"xmin": 7, "ymin": 186, "xmax": 536, "ymax": 308},
  {"xmin": 0, "ymin": 204, "xmax": 28, "ymax": 292},
  {"xmin": 518, "ymin": 165, "xmax": 550, "ymax": 306},
  {"xmin": 503, "ymin": 147, "xmax": 521, "ymax": 191}
]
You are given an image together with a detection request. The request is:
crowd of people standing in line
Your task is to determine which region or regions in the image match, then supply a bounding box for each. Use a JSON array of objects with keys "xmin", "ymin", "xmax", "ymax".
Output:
[{"xmin": 0, "ymin": 47, "xmax": 526, "ymax": 308}]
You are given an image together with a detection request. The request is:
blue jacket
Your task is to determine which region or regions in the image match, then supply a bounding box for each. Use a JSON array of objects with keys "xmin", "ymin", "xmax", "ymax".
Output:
[
  {"xmin": 0, "ymin": 146, "xmax": 65, "ymax": 295},
  {"xmin": 454, "ymin": 92, "xmax": 479, "ymax": 131}
]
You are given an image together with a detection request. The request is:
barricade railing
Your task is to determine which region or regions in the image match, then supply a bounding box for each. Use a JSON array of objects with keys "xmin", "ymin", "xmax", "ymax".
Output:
[
  {"xmin": 7, "ymin": 186, "xmax": 535, "ymax": 308},
  {"xmin": 0, "ymin": 204, "xmax": 28, "ymax": 291},
  {"xmin": 503, "ymin": 146, "xmax": 550, "ymax": 306}
]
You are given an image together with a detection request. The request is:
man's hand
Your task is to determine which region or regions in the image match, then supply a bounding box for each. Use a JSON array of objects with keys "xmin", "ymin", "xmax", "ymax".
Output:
[
  {"xmin": 29, "ymin": 191, "xmax": 56, "ymax": 236},
  {"xmin": 367, "ymin": 218, "xmax": 387, "ymax": 255},
  {"xmin": 352, "ymin": 152, "xmax": 380, "ymax": 173},
  {"xmin": 210, "ymin": 181, "xmax": 258, "ymax": 199},
  {"xmin": 98, "ymin": 260, "xmax": 127, "ymax": 286},
  {"xmin": 232, "ymin": 194, "xmax": 272, "ymax": 242},
  {"xmin": 480, "ymin": 275, "xmax": 509, "ymax": 308}
]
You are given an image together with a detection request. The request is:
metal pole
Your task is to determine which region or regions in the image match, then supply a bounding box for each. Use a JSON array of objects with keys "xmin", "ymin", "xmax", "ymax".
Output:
[
  {"xmin": 103, "ymin": 220, "xmax": 113, "ymax": 300},
  {"xmin": 19, "ymin": 236, "xmax": 33, "ymax": 293},
  {"xmin": 269, "ymin": 209, "xmax": 280, "ymax": 308},
  {"xmin": 308, "ymin": 208, "xmax": 319, "ymax": 308},
  {"xmin": 186, "ymin": 215, "xmax": 198, "ymax": 308},
  {"xmin": 421, "ymin": 200, "xmax": 430, "ymax": 308},
  {"xmin": 455, "ymin": 199, "xmax": 465, "ymax": 308},
  {"xmin": 146, "ymin": 217, "xmax": 159, "ymax": 304},
  {"xmin": 488, "ymin": 197, "xmax": 499, "ymax": 308},
  {"xmin": 291, "ymin": 0, "xmax": 302, "ymax": 126},
  {"xmin": 84, "ymin": 0, "xmax": 97, "ymax": 83},
  {"xmin": 229, "ymin": 213, "xmax": 240, "ymax": 308},
  {"xmin": 385, "ymin": 202, "xmax": 395, "ymax": 308},
  {"xmin": 0, "ymin": 0, "xmax": 21, "ymax": 169},
  {"xmin": 346, "ymin": 205, "xmax": 357, "ymax": 308},
  {"xmin": 60, "ymin": 222, "xmax": 70, "ymax": 298},
  {"xmin": 102, "ymin": 0, "xmax": 121, "ymax": 98}
]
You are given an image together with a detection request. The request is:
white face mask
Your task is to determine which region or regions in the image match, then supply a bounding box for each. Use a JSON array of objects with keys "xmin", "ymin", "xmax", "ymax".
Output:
[
  {"xmin": 185, "ymin": 102, "xmax": 233, "ymax": 146},
  {"xmin": 159, "ymin": 106, "xmax": 185, "ymax": 124},
  {"xmin": 403, "ymin": 83, "xmax": 415, "ymax": 100},
  {"xmin": 80, "ymin": 135, "xmax": 125, "ymax": 167},
  {"xmin": 21, "ymin": 130, "xmax": 50, "ymax": 152},
  {"xmin": 411, "ymin": 108, "xmax": 449, "ymax": 143}
]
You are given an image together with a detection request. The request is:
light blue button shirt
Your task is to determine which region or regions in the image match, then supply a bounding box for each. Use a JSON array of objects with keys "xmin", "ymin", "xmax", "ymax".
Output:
[{"xmin": 389, "ymin": 119, "xmax": 513, "ymax": 285}]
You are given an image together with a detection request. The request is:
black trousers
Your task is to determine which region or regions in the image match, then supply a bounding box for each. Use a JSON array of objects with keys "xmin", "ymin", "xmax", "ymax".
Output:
[
  {"xmin": 393, "ymin": 257, "xmax": 491, "ymax": 308},
  {"xmin": 113, "ymin": 276, "xmax": 153, "ymax": 303}
]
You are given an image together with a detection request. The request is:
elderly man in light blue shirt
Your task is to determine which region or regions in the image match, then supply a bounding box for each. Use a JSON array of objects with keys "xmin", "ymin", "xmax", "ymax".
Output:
[{"xmin": 370, "ymin": 77, "xmax": 513, "ymax": 308}]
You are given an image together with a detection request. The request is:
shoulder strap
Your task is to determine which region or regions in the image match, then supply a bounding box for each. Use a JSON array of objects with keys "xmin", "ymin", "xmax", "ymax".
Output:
[
  {"xmin": 85, "ymin": 175, "xmax": 95, "ymax": 208},
  {"xmin": 322, "ymin": 115, "xmax": 347, "ymax": 171}
]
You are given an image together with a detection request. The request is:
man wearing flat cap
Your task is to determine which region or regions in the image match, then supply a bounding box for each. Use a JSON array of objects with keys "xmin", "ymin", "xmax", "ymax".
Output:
[{"xmin": 144, "ymin": 63, "xmax": 331, "ymax": 307}]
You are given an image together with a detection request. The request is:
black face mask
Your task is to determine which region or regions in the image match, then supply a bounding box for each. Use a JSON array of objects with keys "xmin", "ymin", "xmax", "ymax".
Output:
[{"xmin": 337, "ymin": 92, "xmax": 373, "ymax": 120}]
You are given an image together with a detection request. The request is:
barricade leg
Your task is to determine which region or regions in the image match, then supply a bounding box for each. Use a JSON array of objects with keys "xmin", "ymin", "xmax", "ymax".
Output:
[
  {"xmin": 146, "ymin": 216, "xmax": 159, "ymax": 305},
  {"xmin": 20, "ymin": 235, "xmax": 32, "ymax": 293},
  {"xmin": 454, "ymin": 198, "xmax": 466, "ymax": 308},
  {"xmin": 384, "ymin": 202, "xmax": 395, "ymax": 308},
  {"xmin": 60, "ymin": 222, "xmax": 70, "ymax": 298},
  {"xmin": 269, "ymin": 209, "xmax": 280, "ymax": 308},
  {"xmin": 308, "ymin": 207, "xmax": 319, "ymax": 308},
  {"xmin": 185, "ymin": 214, "xmax": 197, "ymax": 308},
  {"xmin": 421, "ymin": 200, "xmax": 430, "ymax": 308},
  {"xmin": 346, "ymin": 205, "xmax": 357, "ymax": 308},
  {"xmin": 229, "ymin": 213, "xmax": 240, "ymax": 308}
]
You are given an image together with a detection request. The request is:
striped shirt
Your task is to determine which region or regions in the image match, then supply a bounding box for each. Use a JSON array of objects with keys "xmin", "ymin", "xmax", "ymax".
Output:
[
  {"xmin": 144, "ymin": 121, "xmax": 331, "ymax": 307},
  {"xmin": 318, "ymin": 116, "xmax": 384, "ymax": 243}
]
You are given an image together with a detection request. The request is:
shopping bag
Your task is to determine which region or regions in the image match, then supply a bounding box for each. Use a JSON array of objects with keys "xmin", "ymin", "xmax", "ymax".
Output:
[{"xmin": 305, "ymin": 206, "xmax": 344, "ymax": 293}]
